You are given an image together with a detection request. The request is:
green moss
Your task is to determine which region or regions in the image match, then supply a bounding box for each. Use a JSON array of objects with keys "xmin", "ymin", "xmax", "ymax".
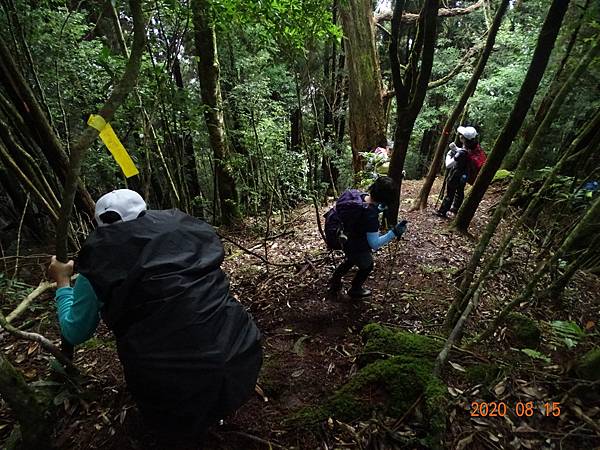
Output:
[
  {"xmin": 80, "ymin": 336, "xmax": 116, "ymax": 350},
  {"xmin": 464, "ymin": 364, "xmax": 501, "ymax": 386},
  {"xmin": 576, "ymin": 347, "xmax": 600, "ymax": 381},
  {"xmin": 289, "ymin": 325, "xmax": 447, "ymax": 447},
  {"xmin": 507, "ymin": 313, "xmax": 541, "ymax": 348},
  {"xmin": 361, "ymin": 324, "xmax": 443, "ymax": 362}
]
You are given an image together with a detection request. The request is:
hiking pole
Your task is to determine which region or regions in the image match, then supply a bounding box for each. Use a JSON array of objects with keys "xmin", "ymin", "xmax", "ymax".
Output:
[{"xmin": 435, "ymin": 170, "xmax": 448, "ymax": 209}]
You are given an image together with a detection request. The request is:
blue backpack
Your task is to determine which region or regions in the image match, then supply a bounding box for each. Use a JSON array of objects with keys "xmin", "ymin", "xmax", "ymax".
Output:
[{"xmin": 324, "ymin": 189, "xmax": 367, "ymax": 250}]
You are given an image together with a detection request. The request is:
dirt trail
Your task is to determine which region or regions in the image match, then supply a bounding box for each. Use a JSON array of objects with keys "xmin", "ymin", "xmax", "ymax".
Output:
[{"xmin": 1, "ymin": 179, "xmax": 598, "ymax": 449}]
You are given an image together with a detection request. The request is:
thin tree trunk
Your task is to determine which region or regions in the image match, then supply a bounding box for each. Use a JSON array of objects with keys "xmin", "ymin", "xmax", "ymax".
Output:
[
  {"xmin": 387, "ymin": 0, "xmax": 440, "ymax": 224},
  {"xmin": 546, "ymin": 235, "xmax": 600, "ymax": 302},
  {"xmin": 0, "ymin": 41, "xmax": 95, "ymax": 217},
  {"xmin": 55, "ymin": 0, "xmax": 145, "ymax": 262},
  {"xmin": 508, "ymin": 0, "xmax": 590, "ymax": 169},
  {"xmin": 413, "ymin": 0, "xmax": 509, "ymax": 211},
  {"xmin": 453, "ymin": 0, "xmax": 571, "ymax": 232},
  {"xmin": 192, "ymin": 0, "xmax": 240, "ymax": 224},
  {"xmin": 474, "ymin": 193, "xmax": 600, "ymax": 345},
  {"xmin": 447, "ymin": 105, "xmax": 600, "ymax": 329}
]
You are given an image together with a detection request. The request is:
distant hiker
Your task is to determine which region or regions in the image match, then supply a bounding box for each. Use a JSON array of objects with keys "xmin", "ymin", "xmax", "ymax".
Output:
[
  {"xmin": 437, "ymin": 126, "xmax": 484, "ymax": 218},
  {"xmin": 324, "ymin": 176, "xmax": 407, "ymax": 299},
  {"xmin": 47, "ymin": 189, "xmax": 262, "ymax": 436}
]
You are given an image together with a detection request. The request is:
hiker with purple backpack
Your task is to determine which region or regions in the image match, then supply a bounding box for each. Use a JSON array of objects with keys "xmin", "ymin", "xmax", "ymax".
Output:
[{"xmin": 324, "ymin": 176, "xmax": 407, "ymax": 299}]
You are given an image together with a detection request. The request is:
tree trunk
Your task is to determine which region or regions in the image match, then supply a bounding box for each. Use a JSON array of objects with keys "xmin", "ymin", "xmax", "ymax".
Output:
[
  {"xmin": 505, "ymin": 0, "xmax": 590, "ymax": 171},
  {"xmin": 339, "ymin": 0, "xmax": 387, "ymax": 173},
  {"xmin": 387, "ymin": 0, "xmax": 440, "ymax": 224},
  {"xmin": 453, "ymin": 0, "xmax": 571, "ymax": 232},
  {"xmin": 474, "ymin": 193, "xmax": 600, "ymax": 345},
  {"xmin": 55, "ymin": 0, "xmax": 146, "ymax": 262},
  {"xmin": 446, "ymin": 87, "xmax": 600, "ymax": 330},
  {"xmin": 413, "ymin": 0, "xmax": 509, "ymax": 210},
  {"xmin": 415, "ymin": 128, "xmax": 435, "ymax": 178},
  {"xmin": 191, "ymin": 0, "xmax": 240, "ymax": 224},
  {"xmin": 546, "ymin": 235, "xmax": 600, "ymax": 302},
  {"xmin": 0, "ymin": 41, "xmax": 95, "ymax": 218},
  {"xmin": 0, "ymin": 352, "xmax": 51, "ymax": 449}
]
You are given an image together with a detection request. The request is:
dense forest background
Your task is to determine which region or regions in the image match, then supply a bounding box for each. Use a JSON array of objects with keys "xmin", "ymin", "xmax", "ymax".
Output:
[{"xmin": 0, "ymin": 0, "xmax": 599, "ymax": 448}]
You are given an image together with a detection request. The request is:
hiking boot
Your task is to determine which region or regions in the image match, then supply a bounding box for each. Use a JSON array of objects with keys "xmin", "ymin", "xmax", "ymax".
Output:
[
  {"xmin": 348, "ymin": 287, "xmax": 371, "ymax": 298},
  {"xmin": 435, "ymin": 210, "xmax": 448, "ymax": 218}
]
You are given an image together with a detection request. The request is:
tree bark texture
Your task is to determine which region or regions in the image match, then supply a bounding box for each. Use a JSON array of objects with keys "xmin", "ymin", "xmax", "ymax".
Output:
[
  {"xmin": 192, "ymin": 0, "xmax": 240, "ymax": 224},
  {"xmin": 453, "ymin": 0, "xmax": 571, "ymax": 232},
  {"xmin": 413, "ymin": 0, "xmax": 509, "ymax": 211},
  {"xmin": 339, "ymin": 0, "xmax": 387, "ymax": 173},
  {"xmin": 387, "ymin": 0, "xmax": 440, "ymax": 223}
]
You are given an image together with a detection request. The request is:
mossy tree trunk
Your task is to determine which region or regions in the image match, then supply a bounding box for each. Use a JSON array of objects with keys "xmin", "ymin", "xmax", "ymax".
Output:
[
  {"xmin": 452, "ymin": 0, "xmax": 571, "ymax": 233},
  {"xmin": 446, "ymin": 37, "xmax": 600, "ymax": 328},
  {"xmin": 339, "ymin": 0, "xmax": 388, "ymax": 174},
  {"xmin": 387, "ymin": 0, "xmax": 440, "ymax": 224},
  {"xmin": 413, "ymin": 0, "xmax": 509, "ymax": 211},
  {"xmin": 0, "ymin": 352, "xmax": 51, "ymax": 449},
  {"xmin": 192, "ymin": 0, "xmax": 240, "ymax": 225}
]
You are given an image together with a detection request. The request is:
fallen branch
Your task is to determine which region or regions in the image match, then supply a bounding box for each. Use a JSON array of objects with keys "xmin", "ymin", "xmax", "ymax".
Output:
[
  {"xmin": 220, "ymin": 430, "xmax": 286, "ymax": 449},
  {"xmin": 219, "ymin": 232, "xmax": 329, "ymax": 268},
  {"xmin": 0, "ymin": 312, "xmax": 77, "ymax": 371},
  {"xmin": 6, "ymin": 275, "xmax": 78, "ymax": 323},
  {"xmin": 6, "ymin": 281, "xmax": 54, "ymax": 323},
  {"xmin": 433, "ymin": 283, "xmax": 484, "ymax": 376},
  {"xmin": 376, "ymin": 0, "xmax": 484, "ymax": 23}
]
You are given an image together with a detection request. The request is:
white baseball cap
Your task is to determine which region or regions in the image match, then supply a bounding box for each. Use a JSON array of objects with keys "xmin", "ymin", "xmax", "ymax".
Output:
[
  {"xmin": 457, "ymin": 126, "xmax": 478, "ymax": 140},
  {"xmin": 94, "ymin": 189, "xmax": 147, "ymax": 227}
]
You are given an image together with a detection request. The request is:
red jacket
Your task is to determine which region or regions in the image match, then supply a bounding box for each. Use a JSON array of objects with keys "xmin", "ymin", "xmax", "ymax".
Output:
[{"xmin": 467, "ymin": 144, "xmax": 486, "ymax": 185}]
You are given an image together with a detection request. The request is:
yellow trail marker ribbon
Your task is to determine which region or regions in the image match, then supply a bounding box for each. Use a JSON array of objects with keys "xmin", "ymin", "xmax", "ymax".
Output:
[{"xmin": 87, "ymin": 114, "xmax": 139, "ymax": 178}]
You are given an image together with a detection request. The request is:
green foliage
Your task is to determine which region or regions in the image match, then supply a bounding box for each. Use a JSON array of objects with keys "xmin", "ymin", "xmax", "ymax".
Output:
[
  {"xmin": 0, "ymin": 274, "xmax": 32, "ymax": 305},
  {"xmin": 576, "ymin": 347, "xmax": 600, "ymax": 381},
  {"xmin": 550, "ymin": 320, "xmax": 586, "ymax": 350},
  {"xmin": 493, "ymin": 169, "xmax": 512, "ymax": 182},
  {"xmin": 507, "ymin": 313, "xmax": 541, "ymax": 348},
  {"xmin": 520, "ymin": 348, "xmax": 551, "ymax": 363}
]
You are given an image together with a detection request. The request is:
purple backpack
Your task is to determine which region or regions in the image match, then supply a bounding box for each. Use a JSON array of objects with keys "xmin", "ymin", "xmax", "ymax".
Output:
[{"xmin": 323, "ymin": 189, "xmax": 367, "ymax": 250}]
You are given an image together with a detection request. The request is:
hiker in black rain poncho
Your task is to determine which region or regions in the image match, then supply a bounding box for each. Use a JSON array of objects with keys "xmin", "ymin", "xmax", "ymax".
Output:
[
  {"xmin": 47, "ymin": 189, "xmax": 262, "ymax": 436},
  {"xmin": 324, "ymin": 176, "xmax": 408, "ymax": 299}
]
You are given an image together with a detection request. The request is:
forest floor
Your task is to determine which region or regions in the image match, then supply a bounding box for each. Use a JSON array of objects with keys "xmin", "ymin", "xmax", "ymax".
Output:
[{"xmin": 1, "ymin": 179, "xmax": 599, "ymax": 450}]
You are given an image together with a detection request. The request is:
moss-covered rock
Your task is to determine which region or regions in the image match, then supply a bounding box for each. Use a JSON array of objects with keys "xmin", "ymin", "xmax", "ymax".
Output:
[
  {"xmin": 576, "ymin": 347, "xmax": 600, "ymax": 381},
  {"xmin": 289, "ymin": 325, "xmax": 447, "ymax": 448},
  {"xmin": 507, "ymin": 313, "xmax": 541, "ymax": 348},
  {"xmin": 361, "ymin": 323, "xmax": 443, "ymax": 363}
]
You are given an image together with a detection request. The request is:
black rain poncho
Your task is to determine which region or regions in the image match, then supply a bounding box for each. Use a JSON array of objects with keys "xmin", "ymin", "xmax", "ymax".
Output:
[{"xmin": 77, "ymin": 209, "xmax": 262, "ymax": 431}]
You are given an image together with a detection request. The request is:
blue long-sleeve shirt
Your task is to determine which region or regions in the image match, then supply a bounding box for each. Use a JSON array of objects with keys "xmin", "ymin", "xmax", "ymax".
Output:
[
  {"xmin": 367, "ymin": 230, "xmax": 396, "ymax": 251},
  {"xmin": 55, "ymin": 275, "xmax": 102, "ymax": 345}
]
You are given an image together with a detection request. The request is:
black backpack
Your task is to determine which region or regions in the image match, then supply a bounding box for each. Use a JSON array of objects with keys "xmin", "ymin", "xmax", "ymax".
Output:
[{"xmin": 323, "ymin": 190, "xmax": 367, "ymax": 250}]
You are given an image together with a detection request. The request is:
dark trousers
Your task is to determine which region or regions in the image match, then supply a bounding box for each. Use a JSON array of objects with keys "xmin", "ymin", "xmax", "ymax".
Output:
[
  {"xmin": 439, "ymin": 175, "xmax": 466, "ymax": 215},
  {"xmin": 329, "ymin": 251, "xmax": 374, "ymax": 291}
]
